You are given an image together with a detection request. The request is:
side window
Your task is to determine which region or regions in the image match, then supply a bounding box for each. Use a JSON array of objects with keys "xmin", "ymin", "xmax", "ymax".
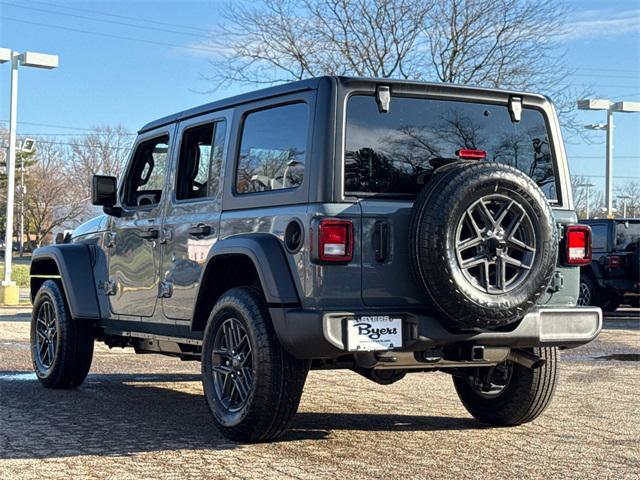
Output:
[
  {"xmin": 123, "ymin": 136, "xmax": 169, "ymax": 208},
  {"xmin": 176, "ymin": 120, "xmax": 226, "ymax": 201},
  {"xmin": 590, "ymin": 224, "xmax": 608, "ymax": 251},
  {"xmin": 236, "ymin": 103, "xmax": 308, "ymax": 194},
  {"xmin": 209, "ymin": 121, "xmax": 226, "ymax": 197}
]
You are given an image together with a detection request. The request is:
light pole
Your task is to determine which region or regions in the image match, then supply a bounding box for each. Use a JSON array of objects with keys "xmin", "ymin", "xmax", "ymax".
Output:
[
  {"xmin": 578, "ymin": 98, "xmax": 640, "ymax": 219},
  {"xmin": 17, "ymin": 138, "xmax": 35, "ymax": 256},
  {"xmin": 577, "ymin": 182, "xmax": 595, "ymax": 219},
  {"xmin": 0, "ymin": 48, "xmax": 58, "ymax": 304},
  {"xmin": 618, "ymin": 195, "xmax": 632, "ymax": 218}
]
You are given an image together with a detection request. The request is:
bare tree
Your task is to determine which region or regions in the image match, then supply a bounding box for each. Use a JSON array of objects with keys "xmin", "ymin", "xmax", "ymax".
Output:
[
  {"xmin": 615, "ymin": 181, "xmax": 640, "ymax": 218},
  {"xmin": 24, "ymin": 141, "xmax": 87, "ymax": 246},
  {"xmin": 205, "ymin": 0, "xmax": 578, "ymax": 128},
  {"xmin": 206, "ymin": 0, "xmax": 429, "ymax": 87},
  {"xmin": 67, "ymin": 125, "xmax": 133, "ymax": 200},
  {"xmin": 571, "ymin": 175, "xmax": 603, "ymax": 220}
]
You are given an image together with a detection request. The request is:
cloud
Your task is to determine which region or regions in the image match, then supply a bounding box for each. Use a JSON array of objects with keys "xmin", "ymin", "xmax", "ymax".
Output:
[{"xmin": 561, "ymin": 8, "xmax": 640, "ymax": 41}]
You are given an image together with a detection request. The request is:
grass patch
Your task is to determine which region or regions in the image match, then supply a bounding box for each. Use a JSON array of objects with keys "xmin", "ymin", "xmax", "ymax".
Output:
[{"xmin": 0, "ymin": 263, "xmax": 30, "ymax": 287}]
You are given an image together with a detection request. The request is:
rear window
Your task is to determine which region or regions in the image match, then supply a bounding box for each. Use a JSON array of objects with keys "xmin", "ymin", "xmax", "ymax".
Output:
[
  {"xmin": 345, "ymin": 95, "xmax": 558, "ymax": 200},
  {"xmin": 615, "ymin": 221, "xmax": 640, "ymax": 251}
]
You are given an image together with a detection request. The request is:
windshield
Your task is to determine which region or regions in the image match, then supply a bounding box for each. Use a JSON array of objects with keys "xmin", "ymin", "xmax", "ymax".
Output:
[
  {"xmin": 344, "ymin": 95, "xmax": 557, "ymax": 200},
  {"xmin": 615, "ymin": 221, "xmax": 640, "ymax": 251}
]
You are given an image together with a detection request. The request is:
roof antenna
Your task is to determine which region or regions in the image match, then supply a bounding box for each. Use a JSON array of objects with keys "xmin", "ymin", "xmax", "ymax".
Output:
[{"xmin": 376, "ymin": 85, "xmax": 391, "ymax": 113}]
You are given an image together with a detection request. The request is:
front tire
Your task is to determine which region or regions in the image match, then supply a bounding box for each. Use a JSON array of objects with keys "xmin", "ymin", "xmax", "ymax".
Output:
[
  {"xmin": 30, "ymin": 280, "xmax": 94, "ymax": 389},
  {"xmin": 202, "ymin": 287, "xmax": 309, "ymax": 442},
  {"xmin": 453, "ymin": 347, "xmax": 559, "ymax": 425}
]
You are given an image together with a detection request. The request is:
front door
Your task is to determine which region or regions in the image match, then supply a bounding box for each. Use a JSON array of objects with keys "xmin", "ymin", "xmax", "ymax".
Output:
[
  {"xmin": 160, "ymin": 112, "xmax": 229, "ymax": 321},
  {"xmin": 108, "ymin": 130, "xmax": 173, "ymax": 317}
]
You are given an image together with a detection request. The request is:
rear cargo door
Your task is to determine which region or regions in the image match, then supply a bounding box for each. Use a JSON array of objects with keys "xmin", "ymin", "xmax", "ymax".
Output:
[
  {"xmin": 345, "ymin": 94, "xmax": 561, "ymax": 307},
  {"xmin": 360, "ymin": 199, "xmax": 426, "ymax": 306}
]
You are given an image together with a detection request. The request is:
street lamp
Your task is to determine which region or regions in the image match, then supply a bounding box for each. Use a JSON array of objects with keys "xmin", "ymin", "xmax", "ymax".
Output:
[
  {"xmin": 578, "ymin": 98, "xmax": 640, "ymax": 219},
  {"xmin": 617, "ymin": 195, "xmax": 632, "ymax": 218},
  {"xmin": 577, "ymin": 182, "xmax": 595, "ymax": 219},
  {"xmin": 0, "ymin": 48, "xmax": 58, "ymax": 305}
]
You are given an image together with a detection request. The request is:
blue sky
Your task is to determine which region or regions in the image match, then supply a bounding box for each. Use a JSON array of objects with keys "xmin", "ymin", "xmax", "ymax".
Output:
[{"xmin": 0, "ymin": 0, "xmax": 638, "ymax": 195}]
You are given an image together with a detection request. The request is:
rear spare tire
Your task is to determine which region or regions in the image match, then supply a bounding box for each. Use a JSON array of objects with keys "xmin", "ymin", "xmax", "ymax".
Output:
[{"xmin": 409, "ymin": 162, "xmax": 558, "ymax": 330}]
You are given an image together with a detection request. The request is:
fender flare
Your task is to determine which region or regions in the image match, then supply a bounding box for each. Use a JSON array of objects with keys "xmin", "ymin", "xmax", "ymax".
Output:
[
  {"xmin": 204, "ymin": 233, "xmax": 300, "ymax": 304},
  {"xmin": 30, "ymin": 244, "xmax": 102, "ymax": 320}
]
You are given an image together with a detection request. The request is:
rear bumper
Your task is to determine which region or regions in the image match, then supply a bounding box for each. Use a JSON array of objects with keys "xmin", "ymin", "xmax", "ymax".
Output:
[{"xmin": 269, "ymin": 306, "xmax": 603, "ymax": 359}]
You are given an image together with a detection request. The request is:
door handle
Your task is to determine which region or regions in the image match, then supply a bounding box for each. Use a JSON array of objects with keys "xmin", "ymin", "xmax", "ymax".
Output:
[
  {"xmin": 188, "ymin": 224, "xmax": 213, "ymax": 238},
  {"xmin": 374, "ymin": 220, "xmax": 388, "ymax": 262},
  {"xmin": 139, "ymin": 228, "xmax": 160, "ymax": 240}
]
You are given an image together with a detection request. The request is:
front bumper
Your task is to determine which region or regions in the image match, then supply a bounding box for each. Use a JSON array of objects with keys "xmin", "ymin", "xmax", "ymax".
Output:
[{"xmin": 269, "ymin": 306, "xmax": 602, "ymax": 359}]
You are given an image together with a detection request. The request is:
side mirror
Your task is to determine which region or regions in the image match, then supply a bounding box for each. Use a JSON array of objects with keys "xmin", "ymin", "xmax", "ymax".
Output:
[
  {"xmin": 92, "ymin": 175, "xmax": 117, "ymax": 206},
  {"xmin": 92, "ymin": 175, "xmax": 121, "ymax": 216}
]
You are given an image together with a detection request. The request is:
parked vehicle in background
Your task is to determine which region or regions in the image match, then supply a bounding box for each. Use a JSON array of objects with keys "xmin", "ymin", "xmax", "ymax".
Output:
[
  {"xmin": 578, "ymin": 218, "xmax": 640, "ymax": 310},
  {"xmin": 29, "ymin": 77, "xmax": 602, "ymax": 443}
]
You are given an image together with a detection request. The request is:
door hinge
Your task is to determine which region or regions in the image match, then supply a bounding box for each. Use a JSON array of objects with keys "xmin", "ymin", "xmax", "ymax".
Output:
[
  {"xmin": 100, "ymin": 279, "xmax": 118, "ymax": 296},
  {"xmin": 160, "ymin": 227, "xmax": 173, "ymax": 244},
  {"xmin": 508, "ymin": 96, "xmax": 522, "ymax": 122},
  {"xmin": 548, "ymin": 271, "xmax": 564, "ymax": 293},
  {"xmin": 159, "ymin": 280, "xmax": 173, "ymax": 298}
]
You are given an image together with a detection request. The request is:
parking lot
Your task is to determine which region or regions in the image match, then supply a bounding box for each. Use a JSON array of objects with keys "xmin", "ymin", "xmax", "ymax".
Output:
[{"xmin": 1, "ymin": 309, "xmax": 638, "ymax": 480}]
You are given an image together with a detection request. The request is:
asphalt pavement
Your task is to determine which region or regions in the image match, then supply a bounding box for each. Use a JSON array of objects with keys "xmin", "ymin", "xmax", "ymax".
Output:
[{"xmin": 0, "ymin": 309, "xmax": 638, "ymax": 479}]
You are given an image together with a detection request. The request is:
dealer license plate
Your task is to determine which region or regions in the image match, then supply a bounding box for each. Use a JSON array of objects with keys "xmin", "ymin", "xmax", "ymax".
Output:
[{"xmin": 346, "ymin": 316, "xmax": 403, "ymax": 352}]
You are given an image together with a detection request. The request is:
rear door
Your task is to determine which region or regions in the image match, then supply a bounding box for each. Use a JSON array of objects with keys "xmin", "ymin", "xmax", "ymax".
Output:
[
  {"xmin": 343, "ymin": 94, "xmax": 561, "ymax": 306},
  {"xmin": 160, "ymin": 111, "xmax": 230, "ymax": 321}
]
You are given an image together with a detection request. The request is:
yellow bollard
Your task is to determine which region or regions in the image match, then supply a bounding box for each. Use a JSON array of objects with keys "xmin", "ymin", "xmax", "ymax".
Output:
[{"xmin": 0, "ymin": 283, "xmax": 20, "ymax": 306}]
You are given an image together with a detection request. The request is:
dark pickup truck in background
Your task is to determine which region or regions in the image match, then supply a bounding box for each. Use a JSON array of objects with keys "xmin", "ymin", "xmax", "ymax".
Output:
[{"xmin": 578, "ymin": 219, "xmax": 640, "ymax": 310}]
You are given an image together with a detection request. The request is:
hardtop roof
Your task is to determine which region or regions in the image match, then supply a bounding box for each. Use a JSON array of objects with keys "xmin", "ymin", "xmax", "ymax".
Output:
[{"xmin": 139, "ymin": 75, "xmax": 548, "ymax": 133}]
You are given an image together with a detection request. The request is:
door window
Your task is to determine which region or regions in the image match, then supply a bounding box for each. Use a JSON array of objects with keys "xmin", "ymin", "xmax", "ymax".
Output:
[
  {"xmin": 236, "ymin": 103, "xmax": 308, "ymax": 194},
  {"xmin": 176, "ymin": 121, "xmax": 226, "ymax": 201},
  {"xmin": 123, "ymin": 136, "xmax": 169, "ymax": 208}
]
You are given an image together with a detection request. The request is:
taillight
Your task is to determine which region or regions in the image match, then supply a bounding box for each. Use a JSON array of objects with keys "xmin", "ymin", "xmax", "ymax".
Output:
[
  {"xmin": 565, "ymin": 225, "xmax": 592, "ymax": 265},
  {"xmin": 457, "ymin": 149, "xmax": 486, "ymax": 160},
  {"xmin": 606, "ymin": 255, "xmax": 621, "ymax": 269},
  {"xmin": 318, "ymin": 219, "xmax": 353, "ymax": 262}
]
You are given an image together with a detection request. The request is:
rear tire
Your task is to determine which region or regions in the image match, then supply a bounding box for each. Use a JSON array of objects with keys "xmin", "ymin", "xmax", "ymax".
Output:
[
  {"xmin": 578, "ymin": 274, "xmax": 619, "ymax": 311},
  {"xmin": 30, "ymin": 280, "xmax": 94, "ymax": 389},
  {"xmin": 201, "ymin": 287, "xmax": 309, "ymax": 442},
  {"xmin": 577, "ymin": 274, "xmax": 596, "ymax": 307},
  {"xmin": 453, "ymin": 347, "xmax": 559, "ymax": 425}
]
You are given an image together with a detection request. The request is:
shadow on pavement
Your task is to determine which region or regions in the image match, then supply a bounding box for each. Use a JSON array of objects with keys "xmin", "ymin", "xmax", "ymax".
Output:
[
  {"xmin": 287, "ymin": 412, "xmax": 483, "ymax": 440},
  {"xmin": 1, "ymin": 372, "xmax": 485, "ymax": 459}
]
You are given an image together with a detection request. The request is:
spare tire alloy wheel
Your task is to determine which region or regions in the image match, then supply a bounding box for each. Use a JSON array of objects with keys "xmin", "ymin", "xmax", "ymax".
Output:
[
  {"xmin": 455, "ymin": 194, "xmax": 536, "ymax": 294},
  {"xmin": 410, "ymin": 162, "xmax": 558, "ymax": 329}
]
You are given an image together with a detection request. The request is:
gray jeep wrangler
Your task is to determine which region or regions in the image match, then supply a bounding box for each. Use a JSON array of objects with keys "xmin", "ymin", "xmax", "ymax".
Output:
[{"xmin": 30, "ymin": 76, "xmax": 602, "ymax": 442}]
